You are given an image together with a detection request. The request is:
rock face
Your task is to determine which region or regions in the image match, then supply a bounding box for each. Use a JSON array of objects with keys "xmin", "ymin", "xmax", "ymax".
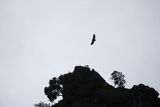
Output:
[{"xmin": 46, "ymin": 66, "xmax": 160, "ymax": 107}]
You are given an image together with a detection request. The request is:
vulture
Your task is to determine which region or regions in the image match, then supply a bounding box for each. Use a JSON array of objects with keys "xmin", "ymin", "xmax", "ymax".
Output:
[{"xmin": 91, "ymin": 34, "xmax": 96, "ymax": 45}]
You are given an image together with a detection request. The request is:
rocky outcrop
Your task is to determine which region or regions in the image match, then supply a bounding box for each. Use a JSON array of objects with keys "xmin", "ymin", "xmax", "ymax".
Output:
[{"xmin": 45, "ymin": 66, "xmax": 160, "ymax": 107}]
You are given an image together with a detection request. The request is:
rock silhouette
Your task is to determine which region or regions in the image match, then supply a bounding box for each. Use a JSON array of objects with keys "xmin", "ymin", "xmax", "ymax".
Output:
[{"xmin": 45, "ymin": 66, "xmax": 160, "ymax": 107}]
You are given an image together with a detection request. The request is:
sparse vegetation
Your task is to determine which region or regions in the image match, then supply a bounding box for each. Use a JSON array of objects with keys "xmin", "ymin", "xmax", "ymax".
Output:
[
  {"xmin": 35, "ymin": 66, "xmax": 160, "ymax": 107},
  {"xmin": 110, "ymin": 71, "xmax": 126, "ymax": 88}
]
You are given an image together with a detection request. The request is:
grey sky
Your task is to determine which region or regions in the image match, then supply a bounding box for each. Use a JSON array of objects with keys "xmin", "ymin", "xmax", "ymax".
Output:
[{"xmin": 0, "ymin": 0, "xmax": 160, "ymax": 107}]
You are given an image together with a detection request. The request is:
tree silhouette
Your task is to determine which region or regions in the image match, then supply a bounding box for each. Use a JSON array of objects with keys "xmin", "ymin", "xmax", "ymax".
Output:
[
  {"xmin": 111, "ymin": 71, "xmax": 126, "ymax": 88},
  {"xmin": 44, "ymin": 77, "xmax": 62, "ymax": 102},
  {"xmin": 34, "ymin": 102, "xmax": 50, "ymax": 107}
]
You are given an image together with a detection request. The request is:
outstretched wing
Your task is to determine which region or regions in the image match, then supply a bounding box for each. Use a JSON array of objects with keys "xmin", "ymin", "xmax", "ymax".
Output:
[{"xmin": 91, "ymin": 34, "xmax": 96, "ymax": 45}]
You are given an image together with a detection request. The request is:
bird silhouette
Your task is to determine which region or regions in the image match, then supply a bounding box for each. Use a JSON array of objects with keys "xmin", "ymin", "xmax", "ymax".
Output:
[{"xmin": 91, "ymin": 34, "xmax": 96, "ymax": 45}]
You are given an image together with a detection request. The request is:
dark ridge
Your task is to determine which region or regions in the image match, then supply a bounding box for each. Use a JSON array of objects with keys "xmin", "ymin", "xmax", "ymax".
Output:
[{"xmin": 44, "ymin": 66, "xmax": 160, "ymax": 107}]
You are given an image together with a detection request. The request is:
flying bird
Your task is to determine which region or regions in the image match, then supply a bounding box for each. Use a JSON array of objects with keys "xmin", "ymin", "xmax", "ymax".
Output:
[{"xmin": 91, "ymin": 34, "xmax": 96, "ymax": 45}]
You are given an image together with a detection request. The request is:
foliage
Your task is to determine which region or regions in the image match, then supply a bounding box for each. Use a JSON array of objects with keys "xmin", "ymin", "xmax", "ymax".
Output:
[
  {"xmin": 111, "ymin": 71, "xmax": 126, "ymax": 88},
  {"xmin": 34, "ymin": 102, "xmax": 50, "ymax": 107},
  {"xmin": 44, "ymin": 77, "xmax": 62, "ymax": 102}
]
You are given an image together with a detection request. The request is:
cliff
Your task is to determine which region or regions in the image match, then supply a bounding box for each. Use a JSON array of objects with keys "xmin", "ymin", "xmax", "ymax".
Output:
[{"xmin": 45, "ymin": 66, "xmax": 160, "ymax": 107}]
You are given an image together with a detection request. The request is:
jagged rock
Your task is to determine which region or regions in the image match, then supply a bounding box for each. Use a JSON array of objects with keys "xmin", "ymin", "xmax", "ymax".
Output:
[{"xmin": 45, "ymin": 66, "xmax": 160, "ymax": 107}]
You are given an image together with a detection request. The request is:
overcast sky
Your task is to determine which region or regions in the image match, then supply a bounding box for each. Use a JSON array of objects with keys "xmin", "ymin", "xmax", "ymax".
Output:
[{"xmin": 0, "ymin": 0, "xmax": 160, "ymax": 107}]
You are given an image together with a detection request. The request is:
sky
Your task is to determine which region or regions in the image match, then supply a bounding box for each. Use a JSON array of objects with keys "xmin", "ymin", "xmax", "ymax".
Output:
[{"xmin": 0, "ymin": 0, "xmax": 160, "ymax": 107}]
